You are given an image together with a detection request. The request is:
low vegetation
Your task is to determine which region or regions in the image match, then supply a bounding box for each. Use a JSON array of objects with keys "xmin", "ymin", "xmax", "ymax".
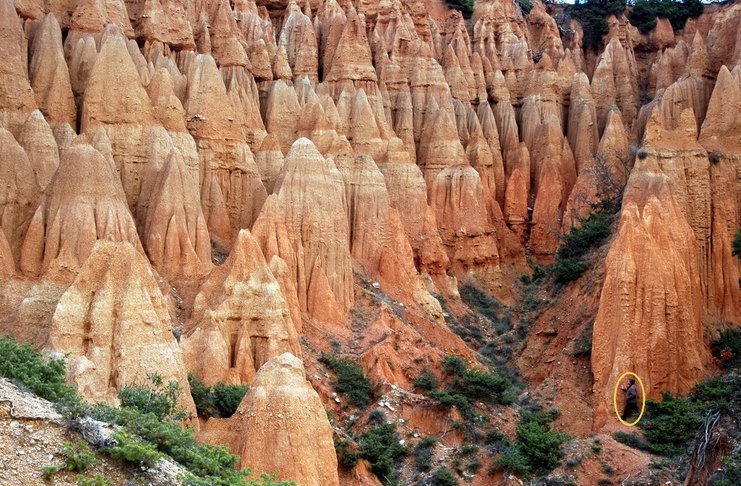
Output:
[
  {"xmin": 431, "ymin": 466, "xmax": 459, "ymax": 486},
  {"xmin": 630, "ymin": 0, "xmax": 704, "ymax": 34},
  {"xmin": 319, "ymin": 354, "xmax": 373, "ymax": 408},
  {"xmin": 444, "ymin": 0, "xmax": 474, "ymax": 19},
  {"xmin": 554, "ymin": 206, "xmax": 613, "ymax": 283},
  {"xmin": 188, "ymin": 373, "xmax": 248, "ymax": 418},
  {"xmin": 358, "ymin": 423, "xmax": 408, "ymax": 484},
  {"xmin": 415, "ymin": 355, "xmax": 513, "ymax": 422},
  {"xmin": 494, "ymin": 412, "xmax": 570, "ymax": 478},
  {"xmin": 0, "ymin": 335, "xmax": 78, "ymax": 403},
  {"xmin": 414, "ymin": 436, "xmax": 437, "ymax": 472},
  {"xmin": 569, "ymin": 0, "xmax": 628, "ymax": 50}
]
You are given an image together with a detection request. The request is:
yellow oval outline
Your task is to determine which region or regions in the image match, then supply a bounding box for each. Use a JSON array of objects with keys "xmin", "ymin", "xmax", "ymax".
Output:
[{"xmin": 612, "ymin": 371, "xmax": 646, "ymax": 427}]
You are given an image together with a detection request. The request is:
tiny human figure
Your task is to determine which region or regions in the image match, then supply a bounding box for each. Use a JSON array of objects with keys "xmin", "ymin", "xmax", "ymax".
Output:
[{"xmin": 620, "ymin": 377, "xmax": 639, "ymax": 421}]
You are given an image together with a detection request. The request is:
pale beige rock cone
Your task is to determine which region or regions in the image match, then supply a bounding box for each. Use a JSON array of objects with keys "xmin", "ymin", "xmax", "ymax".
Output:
[
  {"xmin": 17, "ymin": 110, "xmax": 60, "ymax": 190},
  {"xmin": 234, "ymin": 353, "xmax": 339, "ymax": 485},
  {"xmin": 252, "ymin": 138, "xmax": 353, "ymax": 327},
  {"xmin": 181, "ymin": 229, "xmax": 300, "ymax": 385},
  {"xmin": 137, "ymin": 148, "xmax": 212, "ymax": 281},
  {"xmin": 19, "ymin": 143, "xmax": 142, "ymax": 282},
  {"xmin": 46, "ymin": 240, "xmax": 196, "ymax": 416},
  {"xmin": 0, "ymin": 228, "xmax": 13, "ymax": 278},
  {"xmin": 1, "ymin": 126, "xmax": 43, "ymax": 261},
  {"xmin": 29, "ymin": 13, "xmax": 77, "ymax": 130},
  {"xmin": 0, "ymin": 0, "xmax": 37, "ymax": 133}
]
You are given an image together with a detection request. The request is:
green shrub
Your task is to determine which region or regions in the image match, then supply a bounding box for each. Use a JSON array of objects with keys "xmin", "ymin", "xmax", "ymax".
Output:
[
  {"xmin": 413, "ymin": 371, "xmax": 438, "ymax": 392},
  {"xmin": 519, "ymin": 0, "xmax": 533, "ymax": 15},
  {"xmin": 712, "ymin": 451, "xmax": 741, "ymax": 486},
  {"xmin": 118, "ymin": 374, "xmax": 184, "ymax": 421},
  {"xmin": 444, "ymin": 0, "xmax": 474, "ymax": 19},
  {"xmin": 554, "ymin": 258, "xmax": 589, "ymax": 283},
  {"xmin": 319, "ymin": 354, "xmax": 373, "ymax": 408},
  {"xmin": 428, "ymin": 390, "xmax": 471, "ymax": 413},
  {"xmin": 495, "ymin": 412, "xmax": 569, "ymax": 478},
  {"xmin": 188, "ymin": 373, "xmax": 248, "ymax": 418},
  {"xmin": 77, "ymin": 473, "xmax": 112, "ymax": 486},
  {"xmin": 641, "ymin": 391, "xmax": 702, "ymax": 456},
  {"xmin": 105, "ymin": 430, "xmax": 162, "ymax": 467},
  {"xmin": 0, "ymin": 335, "xmax": 77, "ymax": 403},
  {"xmin": 612, "ymin": 431, "xmax": 650, "ymax": 451},
  {"xmin": 359, "ymin": 423, "xmax": 407, "ymax": 483},
  {"xmin": 432, "ymin": 466, "xmax": 459, "ymax": 486},
  {"xmin": 414, "ymin": 436, "xmax": 437, "ymax": 472},
  {"xmin": 335, "ymin": 439, "xmax": 360, "ymax": 469},
  {"xmin": 569, "ymin": 0, "xmax": 628, "ymax": 50},
  {"xmin": 442, "ymin": 355, "xmax": 467, "ymax": 377},
  {"xmin": 630, "ymin": 0, "xmax": 704, "ymax": 34},
  {"xmin": 495, "ymin": 449, "xmax": 531, "ymax": 476},
  {"xmin": 692, "ymin": 374, "xmax": 739, "ymax": 414},
  {"xmin": 92, "ymin": 398, "xmax": 253, "ymax": 484},
  {"xmin": 63, "ymin": 439, "xmax": 99, "ymax": 473},
  {"xmin": 41, "ymin": 464, "xmax": 60, "ymax": 481},
  {"xmin": 557, "ymin": 211, "xmax": 611, "ymax": 260},
  {"xmin": 451, "ymin": 369, "xmax": 509, "ymax": 403},
  {"xmin": 733, "ymin": 228, "xmax": 741, "ymax": 258},
  {"xmin": 711, "ymin": 329, "xmax": 741, "ymax": 369}
]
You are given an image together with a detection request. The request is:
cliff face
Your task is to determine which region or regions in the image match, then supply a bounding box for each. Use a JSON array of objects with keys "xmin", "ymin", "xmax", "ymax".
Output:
[{"xmin": 0, "ymin": 0, "xmax": 739, "ymax": 481}]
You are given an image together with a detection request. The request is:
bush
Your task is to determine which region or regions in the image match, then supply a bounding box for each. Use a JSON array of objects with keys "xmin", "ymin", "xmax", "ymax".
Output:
[
  {"xmin": 319, "ymin": 354, "xmax": 373, "ymax": 408},
  {"xmin": 414, "ymin": 436, "xmax": 437, "ymax": 472},
  {"xmin": 641, "ymin": 391, "xmax": 702, "ymax": 456},
  {"xmin": 444, "ymin": 0, "xmax": 474, "ymax": 19},
  {"xmin": 413, "ymin": 372, "xmax": 438, "ymax": 392},
  {"xmin": 359, "ymin": 423, "xmax": 407, "ymax": 483},
  {"xmin": 63, "ymin": 439, "xmax": 99, "ymax": 473},
  {"xmin": 554, "ymin": 258, "xmax": 589, "ymax": 283},
  {"xmin": 188, "ymin": 373, "xmax": 248, "ymax": 418},
  {"xmin": 91, "ymin": 397, "xmax": 256, "ymax": 485},
  {"xmin": 519, "ymin": 0, "xmax": 533, "ymax": 15},
  {"xmin": 41, "ymin": 464, "xmax": 60, "ymax": 481},
  {"xmin": 432, "ymin": 466, "xmax": 459, "ymax": 486},
  {"xmin": 0, "ymin": 335, "xmax": 77, "ymax": 403},
  {"xmin": 495, "ymin": 412, "xmax": 569, "ymax": 478},
  {"xmin": 711, "ymin": 329, "xmax": 741, "ymax": 369},
  {"xmin": 451, "ymin": 368, "xmax": 509, "ymax": 403},
  {"xmin": 429, "ymin": 390, "xmax": 472, "ymax": 414},
  {"xmin": 692, "ymin": 374, "xmax": 740, "ymax": 414},
  {"xmin": 77, "ymin": 474, "xmax": 112, "ymax": 486},
  {"xmin": 733, "ymin": 228, "xmax": 741, "ymax": 258},
  {"xmin": 442, "ymin": 355, "xmax": 467, "ymax": 377},
  {"xmin": 118, "ymin": 374, "xmax": 185, "ymax": 421},
  {"xmin": 569, "ymin": 0, "xmax": 628, "ymax": 50},
  {"xmin": 459, "ymin": 284, "xmax": 511, "ymax": 333},
  {"xmin": 612, "ymin": 431, "xmax": 650, "ymax": 451},
  {"xmin": 335, "ymin": 439, "xmax": 360, "ymax": 469},
  {"xmin": 630, "ymin": 0, "xmax": 704, "ymax": 34},
  {"xmin": 557, "ymin": 212, "xmax": 611, "ymax": 260},
  {"xmin": 105, "ymin": 430, "xmax": 162, "ymax": 467}
]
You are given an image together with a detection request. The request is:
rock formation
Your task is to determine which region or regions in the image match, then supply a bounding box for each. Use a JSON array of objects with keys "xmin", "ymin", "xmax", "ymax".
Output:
[
  {"xmin": 20, "ymin": 142, "xmax": 142, "ymax": 282},
  {"xmin": 181, "ymin": 229, "xmax": 300, "ymax": 385},
  {"xmin": 213, "ymin": 353, "xmax": 339, "ymax": 486},
  {"xmin": 46, "ymin": 240, "xmax": 196, "ymax": 415},
  {"xmin": 252, "ymin": 138, "xmax": 353, "ymax": 327}
]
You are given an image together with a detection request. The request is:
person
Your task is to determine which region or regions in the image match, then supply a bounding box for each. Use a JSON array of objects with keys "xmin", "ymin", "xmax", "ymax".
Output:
[{"xmin": 620, "ymin": 377, "xmax": 639, "ymax": 421}]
